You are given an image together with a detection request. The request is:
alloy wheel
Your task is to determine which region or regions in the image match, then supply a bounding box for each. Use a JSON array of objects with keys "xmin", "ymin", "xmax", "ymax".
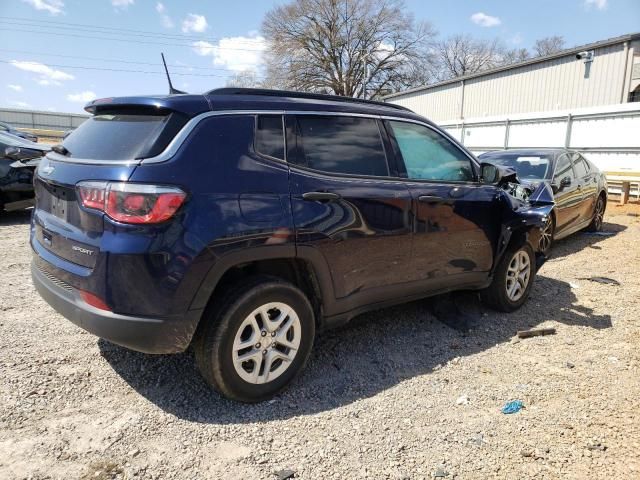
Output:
[
  {"xmin": 539, "ymin": 216, "xmax": 553, "ymax": 253},
  {"xmin": 505, "ymin": 250, "xmax": 531, "ymax": 302},
  {"xmin": 232, "ymin": 302, "xmax": 301, "ymax": 385},
  {"xmin": 593, "ymin": 197, "xmax": 604, "ymax": 231}
]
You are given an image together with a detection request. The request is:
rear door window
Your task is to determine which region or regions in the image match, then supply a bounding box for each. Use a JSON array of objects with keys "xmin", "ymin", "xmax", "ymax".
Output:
[
  {"xmin": 62, "ymin": 113, "xmax": 174, "ymax": 161},
  {"xmin": 294, "ymin": 115, "xmax": 389, "ymax": 177},
  {"xmin": 572, "ymin": 155, "xmax": 589, "ymax": 178},
  {"xmin": 255, "ymin": 115, "xmax": 285, "ymax": 160}
]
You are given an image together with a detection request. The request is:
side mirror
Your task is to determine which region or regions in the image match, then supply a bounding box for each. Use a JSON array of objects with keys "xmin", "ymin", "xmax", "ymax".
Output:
[
  {"xmin": 480, "ymin": 163, "xmax": 500, "ymax": 184},
  {"xmin": 560, "ymin": 176, "xmax": 571, "ymax": 188}
]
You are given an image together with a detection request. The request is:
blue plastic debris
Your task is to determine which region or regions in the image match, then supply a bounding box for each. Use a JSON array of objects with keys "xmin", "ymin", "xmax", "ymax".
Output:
[{"xmin": 501, "ymin": 400, "xmax": 524, "ymax": 414}]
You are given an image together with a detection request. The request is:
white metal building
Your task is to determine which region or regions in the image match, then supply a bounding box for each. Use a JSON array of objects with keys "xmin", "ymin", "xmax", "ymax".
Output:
[
  {"xmin": 385, "ymin": 33, "xmax": 640, "ymax": 123},
  {"xmin": 385, "ymin": 33, "xmax": 640, "ymax": 196}
]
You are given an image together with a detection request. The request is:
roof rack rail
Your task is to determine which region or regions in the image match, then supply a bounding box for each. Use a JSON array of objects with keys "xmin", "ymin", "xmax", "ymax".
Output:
[{"xmin": 205, "ymin": 88, "xmax": 412, "ymax": 112}]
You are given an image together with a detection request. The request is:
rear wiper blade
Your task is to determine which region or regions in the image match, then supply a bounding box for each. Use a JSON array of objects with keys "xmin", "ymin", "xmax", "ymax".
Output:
[{"xmin": 52, "ymin": 144, "xmax": 70, "ymax": 156}]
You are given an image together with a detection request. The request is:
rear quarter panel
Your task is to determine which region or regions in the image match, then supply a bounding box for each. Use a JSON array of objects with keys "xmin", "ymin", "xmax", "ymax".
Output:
[{"xmin": 123, "ymin": 114, "xmax": 294, "ymax": 316}]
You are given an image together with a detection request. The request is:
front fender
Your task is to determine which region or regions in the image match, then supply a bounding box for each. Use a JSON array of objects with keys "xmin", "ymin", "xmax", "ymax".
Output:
[{"xmin": 491, "ymin": 182, "xmax": 555, "ymax": 274}]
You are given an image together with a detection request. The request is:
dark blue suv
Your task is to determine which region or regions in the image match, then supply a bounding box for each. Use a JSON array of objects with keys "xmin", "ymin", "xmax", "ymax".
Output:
[{"xmin": 31, "ymin": 88, "xmax": 553, "ymax": 402}]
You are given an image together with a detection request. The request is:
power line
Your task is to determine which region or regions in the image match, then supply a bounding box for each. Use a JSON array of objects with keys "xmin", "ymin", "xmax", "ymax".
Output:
[
  {"xmin": 0, "ymin": 15, "xmax": 264, "ymax": 46},
  {"xmin": 1, "ymin": 59, "xmax": 265, "ymax": 78},
  {"xmin": 0, "ymin": 20, "xmax": 266, "ymax": 48},
  {"xmin": 0, "ymin": 27, "xmax": 265, "ymax": 52},
  {"xmin": 0, "ymin": 48, "xmax": 250, "ymax": 73},
  {"xmin": 0, "ymin": 17, "xmax": 260, "ymax": 51}
]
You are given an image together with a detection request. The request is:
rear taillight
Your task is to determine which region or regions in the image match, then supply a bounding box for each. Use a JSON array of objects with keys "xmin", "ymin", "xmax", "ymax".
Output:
[{"xmin": 77, "ymin": 181, "xmax": 186, "ymax": 224}]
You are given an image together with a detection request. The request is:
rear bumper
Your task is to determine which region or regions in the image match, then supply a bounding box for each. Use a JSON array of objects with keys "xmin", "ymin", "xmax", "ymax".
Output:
[{"xmin": 31, "ymin": 262, "xmax": 202, "ymax": 354}]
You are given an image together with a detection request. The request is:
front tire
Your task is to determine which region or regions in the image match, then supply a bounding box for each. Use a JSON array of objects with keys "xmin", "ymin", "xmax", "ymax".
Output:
[
  {"xmin": 481, "ymin": 243, "xmax": 535, "ymax": 312},
  {"xmin": 195, "ymin": 276, "xmax": 315, "ymax": 403}
]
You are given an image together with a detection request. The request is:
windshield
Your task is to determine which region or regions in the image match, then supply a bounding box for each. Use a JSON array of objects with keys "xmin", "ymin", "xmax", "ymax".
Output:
[
  {"xmin": 480, "ymin": 152, "xmax": 552, "ymax": 180},
  {"xmin": 62, "ymin": 113, "xmax": 171, "ymax": 161}
]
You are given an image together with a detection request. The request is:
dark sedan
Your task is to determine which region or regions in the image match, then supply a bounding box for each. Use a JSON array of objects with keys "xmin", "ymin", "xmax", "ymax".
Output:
[
  {"xmin": 0, "ymin": 132, "xmax": 51, "ymax": 212},
  {"xmin": 0, "ymin": 121, "xmax": 38, "ymax": 142},
  {"xmin": 479, "ymin": 149, "xmax": 607, "ymax": 253}
]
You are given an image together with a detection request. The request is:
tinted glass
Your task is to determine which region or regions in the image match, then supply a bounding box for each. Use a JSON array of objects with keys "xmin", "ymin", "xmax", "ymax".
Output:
[
  {"xmin": 573, "ymin": 156, "xmax": 588, "ymax": 177},
  {"xmin": 255, "ymin": 115, "xmax": 284, "ymax": 160},
  {"xmin": 553, "ymin": 154, "xmax": 574, "ymax": 183},
  {"xmin": 577, "ymin": 154, "xmax": 591, "ymax": 172},
  {"xmin": 479, "ymin": 152, "xmax": 551, "ymax": 180},
  {"xmin": 62, "ymin": 113, "xmax": 170, "ymax": 161},
  {"xmin": 296, "ymin": 116, "xmax": 389, "ymax": 176},
  {"xmin": 390, "ymin": 121, "xmax": 473, "ymax": 181}
]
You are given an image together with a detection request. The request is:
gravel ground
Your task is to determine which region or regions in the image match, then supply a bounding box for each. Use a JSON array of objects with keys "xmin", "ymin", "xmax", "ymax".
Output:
[{"xmin": 1, "ymin": 205, "xmax": 639, "ymax": 480}]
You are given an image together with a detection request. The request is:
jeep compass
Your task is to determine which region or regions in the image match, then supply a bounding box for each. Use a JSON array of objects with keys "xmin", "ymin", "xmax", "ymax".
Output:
[{"xmin": 31, "ymin": 88, "xmax": 553, "ymax": 402}]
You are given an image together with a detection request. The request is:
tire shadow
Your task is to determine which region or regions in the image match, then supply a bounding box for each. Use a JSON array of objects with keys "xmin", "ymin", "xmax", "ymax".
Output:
[
  {"xmin": 98, "ymin": 274, "xmax": 611, "ymax": 424},
  {"xmin": 549, "ymin": 221, "xmax": 626, "ymax": 260}
]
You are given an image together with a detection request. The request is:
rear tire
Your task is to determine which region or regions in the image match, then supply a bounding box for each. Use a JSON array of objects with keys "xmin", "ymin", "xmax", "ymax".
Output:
[
  {"xmin": 587, "ymin": 194, "xmax": 605, "ymax": 232},
  {"xmin": 481, "ymin": 243, "xmax": 535, "ymax": 312},
  {"xmin": 194, "ymin": 275, "xmax": 315, "ymax": 403}
]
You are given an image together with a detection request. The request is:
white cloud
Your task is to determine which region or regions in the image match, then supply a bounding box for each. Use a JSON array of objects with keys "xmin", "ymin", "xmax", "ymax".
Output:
[
  {"xmin": 10, "ymin": 60, "xmax": 74, "ymax": 86},
  {"xmin": 156, "ymin": 2, "xmax": 174, "ymax": 28},
  {"xmin": 182, "ymin": 13, "xmax": 208, "ymax": 33},
  {"xmin": 111, "ymin": 0, "xmax": 134, "ymax": 8},
  {"xmin": 584, "ymin": 0, "xmax": 608, "ymax": 10},
  {"xmin": 470, "ymin": 12, "xmax": 502, "ymax": 27},
  {"xmin": 67, "ymin": 91, "xmax": 97, "ymax": 103},
  {"xmin": 192, "ymin": 36, "xmax": 266, "ymax": 72},
  {"xmin": 8, "ymin": 84, "xmax": 23, "ymax": 92},
  {"xmin": 21, "ymin": 0, "xmax": 64, "ymax": 15}
]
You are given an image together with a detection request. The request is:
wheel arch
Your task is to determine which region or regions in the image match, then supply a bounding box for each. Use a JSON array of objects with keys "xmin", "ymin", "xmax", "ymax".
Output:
[{"xmin": 189, "ymin": 247, "xmax": 336, "ymax": 339}]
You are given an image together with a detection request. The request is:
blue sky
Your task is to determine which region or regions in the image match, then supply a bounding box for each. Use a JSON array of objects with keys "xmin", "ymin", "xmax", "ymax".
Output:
[{"xmin": 0, "ymin": 0, "xmax": 638, "ymax": 113}]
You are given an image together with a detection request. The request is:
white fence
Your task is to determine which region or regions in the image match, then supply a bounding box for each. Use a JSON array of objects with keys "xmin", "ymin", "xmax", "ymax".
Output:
[{"xmin": 438, "ymin": 102, "xmax": 640, "ymax": 180}]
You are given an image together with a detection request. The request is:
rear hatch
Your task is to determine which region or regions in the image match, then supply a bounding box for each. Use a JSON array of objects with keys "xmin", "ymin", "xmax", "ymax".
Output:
[{"xmin": 32, "ymin": 102, "xmax": 199, "ymax": 273}]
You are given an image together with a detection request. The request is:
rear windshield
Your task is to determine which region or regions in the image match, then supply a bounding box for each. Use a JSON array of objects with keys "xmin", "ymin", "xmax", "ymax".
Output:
[{"xmin": 62, "ymin": 113, "xmax": 172, "ymax": 161}]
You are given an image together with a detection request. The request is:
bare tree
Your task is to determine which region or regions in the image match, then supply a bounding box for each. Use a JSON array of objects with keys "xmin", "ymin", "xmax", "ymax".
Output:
[
  {"xmin": 261, "ymin": 0, "xmax": 437, "ymax": 98},
  {"xmin": 435, "ymin": 34, "xmax": 504, "ymax": 80},
  {"xmin": 501, "ymin": 47, "xmax": 531, "ymax": 65},
  {"xmin": 533, "ymin": 36, "xmax": 565, "ymax": 57},
  {"xmin": 226, "ymin": 70, "xmax": 262, "ymax": 88}
]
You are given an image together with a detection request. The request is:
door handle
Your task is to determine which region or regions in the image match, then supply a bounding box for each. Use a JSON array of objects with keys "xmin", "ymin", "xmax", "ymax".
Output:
[
  {"xmin": 418, "ymin": 195, "xmax": 446, "ymax": 203},
  {"xmin": 302, "ymin": 192, "xmax": 341, "ymax": 202}
]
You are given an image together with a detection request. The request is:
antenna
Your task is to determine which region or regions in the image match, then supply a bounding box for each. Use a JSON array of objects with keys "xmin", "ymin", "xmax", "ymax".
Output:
[{"xmin": 161, "ymin": 53, "xmax": 186, "ymax": 95}]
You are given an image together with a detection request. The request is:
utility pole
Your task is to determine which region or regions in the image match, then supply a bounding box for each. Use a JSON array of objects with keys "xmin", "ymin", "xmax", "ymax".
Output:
[{"xmin": 361, "ymin": 50, "xmax": 370, "ymax": 100}]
